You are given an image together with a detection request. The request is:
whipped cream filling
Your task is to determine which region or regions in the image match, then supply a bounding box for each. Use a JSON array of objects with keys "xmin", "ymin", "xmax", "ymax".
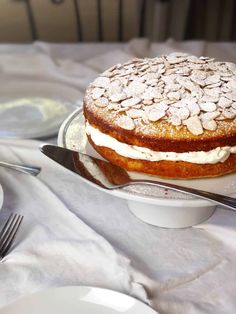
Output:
[{"xmin": 85, "ymin": 122, "xmax": 236, "ymax": 164}]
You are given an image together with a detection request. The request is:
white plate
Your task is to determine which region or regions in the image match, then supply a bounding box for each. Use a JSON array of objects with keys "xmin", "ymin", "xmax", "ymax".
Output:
[
  {"xmin": 58, "ymin": 109, "xmax": 236, "ymax": 228},
  {"xmin": 0, "ymin": 184, "xmax": 3, "ymax": 211},
  {"xmin": 0, "ymin": 77, "xmax": 82, "ymax": 139},
  {"xmin": 0, "ymin": 286, "xmax": 157, "ymax": 314}
]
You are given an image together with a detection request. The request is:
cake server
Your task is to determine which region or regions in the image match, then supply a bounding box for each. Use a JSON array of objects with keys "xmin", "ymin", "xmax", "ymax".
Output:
[{"xmin": 40, "ymin": 144, "xmax": 236, "ymax": 211}]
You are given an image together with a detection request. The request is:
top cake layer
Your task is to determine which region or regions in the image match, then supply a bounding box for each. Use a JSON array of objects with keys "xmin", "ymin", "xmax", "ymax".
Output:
[{"xmin": 84, "ymin": 53, "xmax": 236, "ymax": 152}]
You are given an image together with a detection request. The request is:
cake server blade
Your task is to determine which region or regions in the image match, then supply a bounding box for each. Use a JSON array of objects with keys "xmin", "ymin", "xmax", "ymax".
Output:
[{"xmin": 40, "ymin": 144, "xmax": 236, "ymax": 211}]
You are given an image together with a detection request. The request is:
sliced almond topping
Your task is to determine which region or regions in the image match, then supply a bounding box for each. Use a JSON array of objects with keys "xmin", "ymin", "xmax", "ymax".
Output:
[
  {"xmin": 199, "ymin": 102, "xmax": 217, "ymax": 112},
  {"xmin": 109, "ymin": 93, "xmax": 127, "ymax": 102},
  {"xmin": 125, "ymin": 81, "xmax": 147, "ymax": 97},
  {"xmin": 107, "ymin": 103, "xmax": 120, "ymax": 111},
  {"xmin": 127, "ymin": 109, "xmax": 144, "ymax": 118},
  {"xmin": 176, "ymin": 77, "xmax": 196, "ymax": 91},
  {"xmin": 201, "ymin": 95, "xmax": 219, "ymax": 103},
  {"xmin": 167, "ymin": 91, "xmax": 181, "ymax": 100},
  {"xmin": 202, "ymin": 119, "xmax": 217, "ymax": 131},
  {"xmin": 143, "ymin": 100, "xmax": 153, "ymax": 105},
  {"xmin": 95, "ymin": 97, "xmax": 109, "ymax": 108},
  {"xmin": 147, "ymin": 108, "xmax": 166, "ymax": 122},
  {"xmin": 90, "ymin": 54, "xmax": 236, "ymax": 133},
  {"xmin": 201, "ymin": 111, "xmax": 221, "ymax": 121},
  {"xmin": 227, "ymin": 79, "xmax": 236, "ymax": 89},
  {"xmin": 93, "ymin": 77, "xmax": 110, "ymax": 88},
  {"xmin": 176, "ymin": 107, "xmax": 190, "ymax": 120},
  {"xmin": 205, "ymin": 74, "xmax": 220, "ymax": 85},
  {"xmin": 153, "ymin": 102, "xmax": 169, "ymax": 111},
  {"xmin": 121, "ymin": 97, "xmax": 141, "ymax": 107},
  {"xmin": 222, "ymin": 108, "xmax": 236, "ymax": 119},
  {"xmin": 225, "ymin": 91, "xmax": 236, "ymax": 101},
  {"xmin": 92, "ymin": 87, "xmax": 105, "ymax": 99},
  {"xmin": 187, "ymin": 102, "xmax": 200, "ymax": 116},
  {"xmin": 116, "ymin": 116, "xmax": 135, "ymax": 130},
  {"xmin": 184, "ymin": 116, "xmax": 203, "ymax": 135},
  {"xmin": 169, "ymin": 115, "xmax": 182, "ymax": 126},
  {"xmin": 218, "ymin": 97, "xmax": 232, "ymax": 108}
]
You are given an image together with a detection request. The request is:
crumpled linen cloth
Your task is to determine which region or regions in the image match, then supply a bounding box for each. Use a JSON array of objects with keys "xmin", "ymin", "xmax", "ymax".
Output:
[
  {"xmin": 0, "ymin": 139, "xmax": 236, "ymax": 314},
  {"xmin": 0, "ymin": 39, "xmax": 236, "ymax": 314}
]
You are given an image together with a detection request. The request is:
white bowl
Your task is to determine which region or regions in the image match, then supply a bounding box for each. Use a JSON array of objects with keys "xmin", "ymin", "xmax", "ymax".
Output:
[{"xmin": 58, "ymin": 109, "xmax": 236, "ymax": 228}]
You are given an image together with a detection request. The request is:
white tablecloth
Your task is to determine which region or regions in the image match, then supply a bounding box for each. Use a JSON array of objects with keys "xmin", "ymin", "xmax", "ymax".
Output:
[{"xmin": 0, "ymin": 39, "xmax": 236, "ymax": 314}]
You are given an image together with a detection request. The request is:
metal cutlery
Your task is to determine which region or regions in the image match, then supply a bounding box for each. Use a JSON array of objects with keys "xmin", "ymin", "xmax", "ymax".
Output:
[
  {"xmin": 40, "ymin": 144, "xmax": 236, "ymax": 211},
  {"xmin": 0, "ymin": 161, "xmax": 41, "ymax": 176},
  {"xmin": 0, "ymin": 213, "xmax": 23, "ymax": 260}
]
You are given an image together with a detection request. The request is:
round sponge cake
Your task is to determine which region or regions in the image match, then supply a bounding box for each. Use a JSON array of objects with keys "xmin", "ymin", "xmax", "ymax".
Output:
[{"xmin": 83, "ymin": 53, "xmax": 236, "ymax": 179}]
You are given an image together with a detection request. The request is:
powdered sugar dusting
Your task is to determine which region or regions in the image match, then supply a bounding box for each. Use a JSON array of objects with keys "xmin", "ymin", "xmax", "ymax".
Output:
[{"xmin": 86, "ymin": 53, "xmax": 236, "ymax": 136}]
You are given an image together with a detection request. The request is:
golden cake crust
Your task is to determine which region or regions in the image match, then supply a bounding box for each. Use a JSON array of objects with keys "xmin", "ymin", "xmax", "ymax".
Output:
[
  {"xmin": 84, "ymin": 99, "xmax": 236, "ymax": 153},
  {"xmin": 88, "ymin": 135, "xmax": 236, "ymax": 179}
]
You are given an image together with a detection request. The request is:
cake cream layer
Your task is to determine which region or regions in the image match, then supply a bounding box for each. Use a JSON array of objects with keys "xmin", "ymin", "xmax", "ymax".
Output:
[{"xmin": 86, "ymin": 122, "xmax": 236, "ymax": 164}]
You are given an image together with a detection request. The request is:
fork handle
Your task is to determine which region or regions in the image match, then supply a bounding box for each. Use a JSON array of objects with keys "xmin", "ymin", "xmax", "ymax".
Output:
[
  {"xmin": 0, "ymin": 162, "xmax": 41, "ymax": 176},
  {"xmin": 130, "ymin": 179, "xmax": 236, "ymax": 211}
]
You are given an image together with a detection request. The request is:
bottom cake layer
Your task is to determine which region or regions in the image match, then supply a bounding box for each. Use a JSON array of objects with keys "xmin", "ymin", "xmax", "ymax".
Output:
[{"xmin": 87, "ymin": 135, "xmax": 236, "ymax": 179}]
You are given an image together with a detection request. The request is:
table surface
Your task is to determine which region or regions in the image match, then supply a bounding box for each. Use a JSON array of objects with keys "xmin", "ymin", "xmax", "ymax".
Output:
[{"xmin": 0, "ymin": 39, "xmax": 236, "ymax": 314}]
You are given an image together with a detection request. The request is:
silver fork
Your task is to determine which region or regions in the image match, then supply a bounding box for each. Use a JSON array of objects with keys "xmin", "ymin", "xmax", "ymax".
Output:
[
  {"xmin": 0, "ymin": 161, "xmax": 41, "ymax": 176},
  {"xmin": 0, "ymin": 213, "xmax": 23, "ymax": 260}
]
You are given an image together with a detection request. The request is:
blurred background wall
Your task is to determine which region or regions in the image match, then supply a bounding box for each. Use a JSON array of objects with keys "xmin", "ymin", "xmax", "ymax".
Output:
[{"xmin": 0, "ymin": 0, "xmax": 235, "ymax": 43}]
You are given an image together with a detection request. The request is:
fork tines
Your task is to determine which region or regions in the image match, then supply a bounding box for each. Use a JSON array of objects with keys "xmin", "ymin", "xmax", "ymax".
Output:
[{"xmin": 0, "ymin": 213, "xmax": 23, "ymax": 259}]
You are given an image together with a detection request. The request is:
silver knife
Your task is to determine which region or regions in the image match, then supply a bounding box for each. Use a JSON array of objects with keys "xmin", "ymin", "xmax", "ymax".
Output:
[{"xmin": 40, "ymin": 144, "xmax": 236, "ymax": 211}]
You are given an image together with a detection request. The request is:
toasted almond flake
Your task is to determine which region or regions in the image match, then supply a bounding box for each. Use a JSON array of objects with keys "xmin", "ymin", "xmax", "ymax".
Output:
[
  {"xmin": 116, "ymin": 116, "xmax": 135, "ymax": 130},
  {"xmin": 95, "ymin": 97, "xmax": 109, "ymax": 108},
  {"xmin": 225, "ymin": 91, "xmax": 236, "ymax": 101},
  {"xmin": 207, "ymin": 82, "xmax": 222, "ymax": 88},
  {"xmin": 92, "ymin": 87, "xmax": 105, "ymax": 99},
  {"xmin": 153, "ymin": 102, "xmax": 169, "ymax": 111},
  {"xmin": 109, "ymin": 93, "xmax": 127, "ymax": 102},
  {"xmin": 191, "ymin": 70, "xmax": 207, "ymax": 80},
  {"xmin": 204, "ymin": 87, "xmax": 220, "ymax": 97},
  {"xmin": 121, "ymin": 97, "xmax": 141, "ymax": 107},
  {"xmin": 191, "ymin": 88, "xmax": 204, "ymax": 99},
  {"xmin": 227, "ymin": 79, "xmax": 236, "ymax": 90},
  {"xmin": 201, "ymin": 111, "xmax": 221, "ymax": 121},
  {"xmin": 199, "ymin": 102, "xmax": 217, "ymax": 112},
  {"xmin": 127, "ymin": 109, "xmax": 144, "ymax": 118},
  {"xmin": 169, "ymin": 115, "xmax": 182, "ymax": 126},
  {"xmin": 187, "ymin": 102, "xmax": 201, "ymax": 116},
  {"xmin": 215, "ymin": 114, "xmax": 226, "ymax": 121},
  {"xmin": 167, "ymin": 91, "xmax": 181, "ymax": 100},
  {"xmin": 205, "ymin": 74, "xmax": 220, "ymax": 85},
  {"xmin": 202, "ymin": 119, "xmax": 217, "ymax": 131},
  {"xmin": 232, "ymin": 102, "xmax": 236, "ymax": 109},
  {"xmin": 176, "ymin": 107, "xmax": 190, "ymax": 120},
  {"xmin": 218, "ymin": 97, "xmax": 232, "ymax": 108},
  {"xmin": 167, "ymin": 56, "xmax": 187, "ymax": 64},
  {"xmin": 190, "ymin": 76, "xmax": 206, "ymax": 87},
  {"xmin": 93, "ymin": 77, "xmax": 110, "ymax": 88},
  {"xmin": 125, "ymin": 81, "xmax": 147, "ymax": 97},
  {"xmin": 226, "ymin": 62, "xmax": 236, "ymax": 73},
  {"xmin": 222, "ymin": 108, "xmax": 236, "ymax": 119},
  {"xmin": 201, "ymin": 95, "xmax": 219, "ymax": 103},
  {"xmin": 184, "ymin": 116, "xmax": 203, "ymax": 135},
  {"xmin": 107, "ymin": 103, "xmax": 120, "ymax": 111},
  {"xmin": 187, "ymin": 56, "xmax": 205, "ymax": 64},
  {"xmin": 143, "ymin": 100, "xmax": 153, "ymax": 105},
  {"xmin": 176, "ymin": 77, "xmax": 196, "ymax": 91},
  {"xmin": 147, "ymin": 108, "xmax": 166, "ymax": 122}
]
